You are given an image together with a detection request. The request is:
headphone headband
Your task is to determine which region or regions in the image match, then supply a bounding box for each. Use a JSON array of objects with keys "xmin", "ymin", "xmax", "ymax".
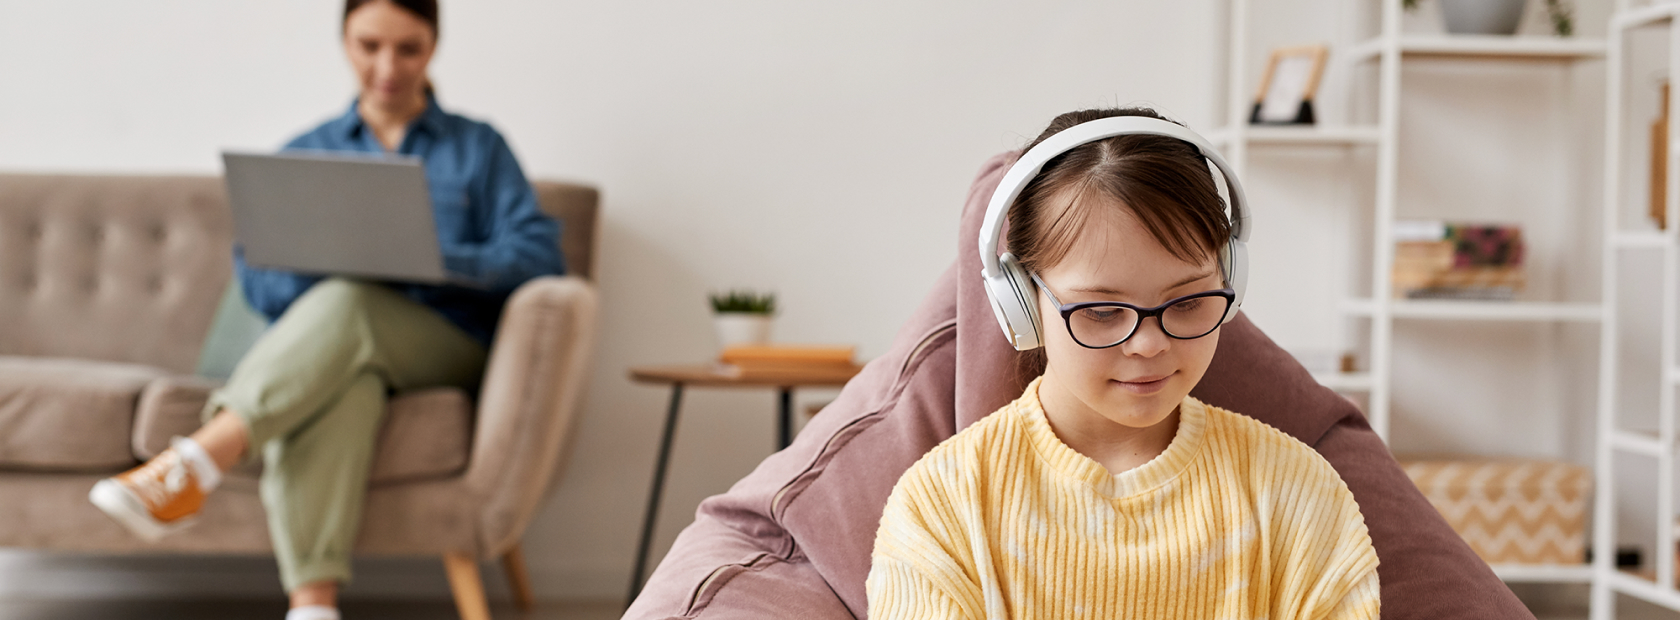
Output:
[
  {"xmin": 976, "ymin": 115, "xmax": 1253, "ymax": 351},
  {"xmin": 976, "ymin": 116, "xmax": 1249, "ymax": 278}
]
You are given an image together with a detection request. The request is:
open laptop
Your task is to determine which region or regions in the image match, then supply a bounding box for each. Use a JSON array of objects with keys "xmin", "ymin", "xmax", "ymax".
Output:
[{"xmin": 221, "ymin": 150, "xmax": 455, "ymax": 285}]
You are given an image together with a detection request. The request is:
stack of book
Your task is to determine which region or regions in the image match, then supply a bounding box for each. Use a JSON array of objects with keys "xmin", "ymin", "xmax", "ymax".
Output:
[
  {"xmin": 716, "ymin": 345, "xmax": 857, "ymax": 379},
  {"xmin": 1391, "ymin": 220, "xmax": 1525, "ymax": 301}
]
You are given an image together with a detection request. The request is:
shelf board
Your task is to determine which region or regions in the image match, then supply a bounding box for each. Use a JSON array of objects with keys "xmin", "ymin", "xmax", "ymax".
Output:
[
  {"xmin": 1610, "ymin": 570, "xmax": 1680, "ymax": 610},
  {"xmin": 1492, "ymin": 563, "xmax": 1594, "ymax": 583},
  {"xmin": 1349, "ymin": 35, "xmax": 1608, "ymax": 63},
  {"xmin": 1611, "ymin": 429, "xmax": 1665, "ymax": 457},
  {"xmin": 1617, "ymin": 2, "xmax": 1680, "ymax": 31},
  {"xmin": 1670, "ymin": 368, "xmax": 1680, "ymax": 385},
  {"xmin": 1615, "ymin": 230, "xmax": 1671, "ymax": 248},
  {"xmin": 1311, "ymin": 372, "xmax": 1373, "ymax": 392},
  {"xmin": 1342, "ymin": 299, "xmax": 1603, "ymax": 322},
  {"xmin": 1207, "ymin": 126, "xmax": 1382, "ymax": 147}
]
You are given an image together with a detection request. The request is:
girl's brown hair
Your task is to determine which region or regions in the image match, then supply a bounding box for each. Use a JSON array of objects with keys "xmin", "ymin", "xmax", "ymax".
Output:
[{"xmin": 1007, "ymin": 107, "xmax": 1233, "ymax": 380}]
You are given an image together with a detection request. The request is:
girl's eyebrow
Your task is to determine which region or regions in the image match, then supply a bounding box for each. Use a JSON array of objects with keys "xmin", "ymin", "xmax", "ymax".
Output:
[{"xmin": 1069, "ymin": 270, "xmax": 1219, "ymax": 296}]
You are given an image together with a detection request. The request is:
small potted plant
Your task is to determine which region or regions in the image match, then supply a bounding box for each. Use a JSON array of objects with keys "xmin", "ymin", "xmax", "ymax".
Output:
[{"xmin": 709, "ymin": 289, "xmax": 777, "ymax": 349}]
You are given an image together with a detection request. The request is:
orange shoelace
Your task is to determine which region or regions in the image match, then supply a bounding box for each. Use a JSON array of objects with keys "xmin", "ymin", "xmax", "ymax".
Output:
[{"xmin": 124, "ymin": 451, "xmax": 196, "ymax": 511}]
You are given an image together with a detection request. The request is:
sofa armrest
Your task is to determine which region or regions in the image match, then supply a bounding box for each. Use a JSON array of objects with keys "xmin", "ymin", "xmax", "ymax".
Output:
[{"xmin": 463, "ymin": 275, "xmax": 599, "ymax": 557}]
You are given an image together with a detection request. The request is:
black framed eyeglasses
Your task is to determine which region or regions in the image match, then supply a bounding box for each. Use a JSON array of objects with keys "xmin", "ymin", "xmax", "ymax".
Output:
[{"xmin": 1029, "ymin": 271, "xmax": 1234, "ymax": 349}]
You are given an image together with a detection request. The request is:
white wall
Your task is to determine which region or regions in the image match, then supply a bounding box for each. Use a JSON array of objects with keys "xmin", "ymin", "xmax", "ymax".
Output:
[{"xmin": 0, "ymin": 0, "xmax": 1223, "ymax": 601}]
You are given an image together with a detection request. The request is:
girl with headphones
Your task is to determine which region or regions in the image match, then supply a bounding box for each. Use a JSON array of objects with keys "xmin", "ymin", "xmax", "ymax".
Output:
[{"xmin": 866, "ymin": 108, "xmax": 1380, "ymax": 618}]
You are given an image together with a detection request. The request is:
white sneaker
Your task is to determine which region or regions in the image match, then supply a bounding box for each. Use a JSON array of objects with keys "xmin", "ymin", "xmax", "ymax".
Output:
[{"xmin": 285, "ymin": 605, "xmax": 340, "ymax": 620}]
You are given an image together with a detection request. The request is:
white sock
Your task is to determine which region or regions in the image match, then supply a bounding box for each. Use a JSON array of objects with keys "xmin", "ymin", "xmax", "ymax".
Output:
[
  {"xmin": 284, "ymin": 605, "xmax": 340, "ymax": 620},
  {"xmin": 170, "ymin": 436, "xmax": 222, "ymax": 492}
]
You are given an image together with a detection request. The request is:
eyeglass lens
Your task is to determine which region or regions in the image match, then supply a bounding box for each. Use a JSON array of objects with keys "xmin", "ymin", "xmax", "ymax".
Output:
[{"xmin": 1069, "ymin": 294, "xmax": 1229, "ymax": 347}]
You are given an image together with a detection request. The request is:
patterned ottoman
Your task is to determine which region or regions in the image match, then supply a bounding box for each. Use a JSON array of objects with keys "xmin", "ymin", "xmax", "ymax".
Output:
[{"xmin": 1400, "ymin": 459, "xmax": 1590, "ymax": 565}]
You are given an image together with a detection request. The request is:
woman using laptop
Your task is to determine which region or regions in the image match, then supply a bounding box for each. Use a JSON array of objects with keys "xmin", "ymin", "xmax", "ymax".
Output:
[{"xmin": 88, "ymin": 2, "xmax": 565, "ymax": 619}]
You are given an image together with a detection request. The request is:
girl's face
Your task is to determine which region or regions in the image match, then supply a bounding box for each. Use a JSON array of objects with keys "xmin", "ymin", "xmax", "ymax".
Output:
[
  {"xmin": 1033, "ymin": 198, "xmax": 1223, "ymax": 433},
  {"xmin": 343, "ymin": 1, "xmax": 436, "ymax": 111}
]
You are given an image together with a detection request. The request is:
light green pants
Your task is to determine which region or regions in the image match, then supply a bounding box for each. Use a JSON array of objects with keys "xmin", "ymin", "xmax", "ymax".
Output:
[{"xmin": 204, "ymin": 278, "xmax": 487, "ymax": 592}]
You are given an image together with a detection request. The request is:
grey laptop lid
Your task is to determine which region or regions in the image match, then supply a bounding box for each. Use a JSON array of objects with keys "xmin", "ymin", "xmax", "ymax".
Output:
[{"xmin": 222, "ymin": 150, "xmax": 450, "ymax": 284}]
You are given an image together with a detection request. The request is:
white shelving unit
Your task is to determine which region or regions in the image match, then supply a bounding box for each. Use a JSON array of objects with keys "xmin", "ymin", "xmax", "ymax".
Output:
[
  {"xmin": 1596, "ymin": 3, "xmax": 1680, "ymax": 617},
  {"xmin": 1222, "ymin": 0, "xmax": 1605, "ymax": 434},
  {"xmin": 1222, "ymin": 0, "xmax": 1608, "ymax": 612}
]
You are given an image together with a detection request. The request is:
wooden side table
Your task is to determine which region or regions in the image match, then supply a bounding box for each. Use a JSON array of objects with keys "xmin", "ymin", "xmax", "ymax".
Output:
[{"xmin": 624, "ymin": 363, "xmax": 863, "ymax": 605}]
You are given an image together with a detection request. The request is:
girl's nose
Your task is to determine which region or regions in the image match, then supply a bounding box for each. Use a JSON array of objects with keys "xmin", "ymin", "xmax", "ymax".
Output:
[{"xmin": 1121, "ymin": 316, "xmax": 1170, "ymax": 358}]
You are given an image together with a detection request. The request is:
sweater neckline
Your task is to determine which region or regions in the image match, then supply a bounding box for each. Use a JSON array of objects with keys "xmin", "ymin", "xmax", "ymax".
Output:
[{"xmin": 1014, "ymin": 377, "xmax": 1209, "ymax": 500}]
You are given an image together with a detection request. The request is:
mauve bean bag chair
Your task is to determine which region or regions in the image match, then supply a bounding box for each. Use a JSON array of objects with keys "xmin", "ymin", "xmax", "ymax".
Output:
[{"xmin": 624, "ymin": 152, "xmax": 1531, "ymax": 619}]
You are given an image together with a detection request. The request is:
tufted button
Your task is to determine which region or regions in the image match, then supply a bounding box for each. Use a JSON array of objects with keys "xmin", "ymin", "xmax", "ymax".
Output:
[
  {"xmin": 86, "ymin": 225, "xmax": 103, "ymax": 244},
  {"xmin": 150, "ymin": 223, "xmax": 167, "ymax": 243},
  {"xmin": 82, "ymin": 276, "xmax": 98, "ymax": 293},
  {"xmin": 26, "ymin": 221, "xmax": 41, "ymax": 241},
  {"xmin": 20, "ymin": 274, "xmax": 35, "ymax": 292},
  {"xmin": 146, "ymin": 275, "xmax": 164, "ymax": 294}
]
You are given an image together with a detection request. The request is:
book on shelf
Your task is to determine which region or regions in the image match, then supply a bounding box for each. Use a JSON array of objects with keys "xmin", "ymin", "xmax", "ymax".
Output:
[{"xmin": 1392, "ymin": 220, "xmax": 1525, "ymax": 301}]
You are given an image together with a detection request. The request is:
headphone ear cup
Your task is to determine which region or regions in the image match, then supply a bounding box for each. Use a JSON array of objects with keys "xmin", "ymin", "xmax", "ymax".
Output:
[
  {"xmin": 1001, "ymin": 254, "xmax": 1041, "ymax": 349},
  {"xmin": 983, "ymin": 253, "xmax": 1042, "ymax": 351},
  {"xmin": 1221, "ymin": 239, "xmax": 1249, "ymax": 324}
]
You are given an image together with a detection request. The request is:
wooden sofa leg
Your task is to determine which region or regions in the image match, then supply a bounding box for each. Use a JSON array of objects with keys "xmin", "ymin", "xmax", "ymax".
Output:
[
  {"xmin": 502, "ymin": 546, "xmax": 536, "ymax": 611},
  {"xmin": 443, "ymin": 552, "xmax": 493, "ymax": 620}
]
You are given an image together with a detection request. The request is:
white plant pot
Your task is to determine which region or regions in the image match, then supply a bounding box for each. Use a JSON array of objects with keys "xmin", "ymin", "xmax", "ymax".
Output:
[
  {"xmin": 713, "ymin": 313, "xmax": 773, "ymax": 349},
  {"xmin": 1440, "ymin": 0, "xmax": 1527, "ymax": 35}
]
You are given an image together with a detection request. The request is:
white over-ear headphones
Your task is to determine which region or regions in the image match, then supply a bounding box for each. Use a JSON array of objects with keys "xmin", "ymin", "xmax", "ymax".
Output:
[{"xmin": 978, "ymin": 115, "xmax": 1252, "ymax": 351}]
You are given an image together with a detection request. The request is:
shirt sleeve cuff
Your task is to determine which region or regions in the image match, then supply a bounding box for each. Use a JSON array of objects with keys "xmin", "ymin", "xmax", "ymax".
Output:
[{"xmin": 442, "ymin": 245, "xmax": 483, "ymax": 283}]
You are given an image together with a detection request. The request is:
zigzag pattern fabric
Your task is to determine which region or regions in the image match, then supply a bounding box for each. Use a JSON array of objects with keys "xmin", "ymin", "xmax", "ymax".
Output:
[{"xmin": 1401, "ymin": 459, "xmax": 1589, "ymax": 565}]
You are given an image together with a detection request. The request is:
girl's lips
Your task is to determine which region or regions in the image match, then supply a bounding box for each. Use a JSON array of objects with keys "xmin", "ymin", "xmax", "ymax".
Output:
[{"xmin": 1112, "ymin": 374, "xmax": 1172, "ymax": 394}]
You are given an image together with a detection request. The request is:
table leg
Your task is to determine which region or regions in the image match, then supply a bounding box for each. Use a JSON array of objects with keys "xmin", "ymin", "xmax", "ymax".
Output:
[
  {"xmin": 778, "ymin": 387, "xmax": 793, "ymax": 450},
  {"xmin": 627, "ymin": 383, "xmax": 684, "ymax": 608}
]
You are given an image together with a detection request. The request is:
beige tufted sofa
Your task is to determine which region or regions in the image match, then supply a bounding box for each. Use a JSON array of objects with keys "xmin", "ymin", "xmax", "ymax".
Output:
[{"xmin": 0, "ymin": 174, "xmax": 599, "ymax": 620}]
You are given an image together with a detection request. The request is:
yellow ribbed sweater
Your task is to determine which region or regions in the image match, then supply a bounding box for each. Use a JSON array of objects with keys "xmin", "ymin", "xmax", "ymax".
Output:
[{"xmin": 867, "ymin": 378, "xmax": 1379, "ymax": 619}]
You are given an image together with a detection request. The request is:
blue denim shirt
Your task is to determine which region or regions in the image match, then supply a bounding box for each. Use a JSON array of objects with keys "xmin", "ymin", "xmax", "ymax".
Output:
[{"xmin": 236, "ymin": 97, "xmax": 566, "ymax": 346}]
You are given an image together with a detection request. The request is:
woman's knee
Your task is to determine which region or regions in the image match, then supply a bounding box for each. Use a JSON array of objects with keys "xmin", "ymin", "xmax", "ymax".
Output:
[{"xmin": 292, "ymin": 277, "xmax": 386, "ymax": 318}]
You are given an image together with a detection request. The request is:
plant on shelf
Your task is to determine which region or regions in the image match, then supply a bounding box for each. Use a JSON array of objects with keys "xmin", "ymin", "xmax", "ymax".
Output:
[
  {"xmin": 1402, "ymin": 0, "xmax": 1573, "ymax": 37},
  {"xmin": 709, "ymin": 289, "xmax": 777, "ymax": 349},
  {"xmin": 1544, "ymin": 0, "xmax": 1572, "ymax": 37}
]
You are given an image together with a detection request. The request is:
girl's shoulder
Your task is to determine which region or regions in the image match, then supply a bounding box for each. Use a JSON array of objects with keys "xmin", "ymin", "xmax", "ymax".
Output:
[
  {"xmin": 1199, "ymin": 401, "xmax": 1326, "ymax": 460},
  {"xmin": 1196, "ymin": 400, "xmax": 1357, "ymax": 504},
  {"xmin": 890, "ymin": 395, "xmax": 1035, "ymax": 497}
]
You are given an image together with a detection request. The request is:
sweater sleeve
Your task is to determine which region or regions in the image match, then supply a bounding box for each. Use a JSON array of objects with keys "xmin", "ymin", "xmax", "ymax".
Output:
[
  {"xmin": 868, "ymin": 460, "xmax": 986, "ymax": 620},
  {"xmin": 1321, "ymin": 567, "xmax": 1382, "ymax": 620},
  {"xmin": 1265, "ymin": 446, "xmax": 1383, "ymax": 620},
  {"xmin": 867, "ymin": 557, "xmax": 980, "ymax": 620}
]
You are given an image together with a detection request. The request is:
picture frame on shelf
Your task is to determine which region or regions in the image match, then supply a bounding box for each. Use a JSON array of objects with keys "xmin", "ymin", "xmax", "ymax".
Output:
[{"xmin": 1250, "ymin": 44, "xmax": 1328, "ymax": 125}]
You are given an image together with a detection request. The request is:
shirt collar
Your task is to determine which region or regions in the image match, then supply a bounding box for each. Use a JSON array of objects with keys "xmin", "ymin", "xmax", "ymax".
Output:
[{"xmin": 337, "ymin": 95, "xmax": 447, "ymax": 141}]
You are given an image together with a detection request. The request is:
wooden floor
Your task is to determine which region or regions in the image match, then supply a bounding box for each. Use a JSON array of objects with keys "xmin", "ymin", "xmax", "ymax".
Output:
[{"xmin": 0, "ymin": 598, "xmax": 623, "ymax": 620}]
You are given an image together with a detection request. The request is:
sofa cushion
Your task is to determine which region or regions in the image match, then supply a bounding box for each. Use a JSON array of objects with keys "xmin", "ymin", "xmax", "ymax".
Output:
[
  {"xmin": 0, "ymin": 356, "xmax": 166, "ymax": 471},
  {"xmin": 134, "ymin": 381, "xmax": 472, "ymax": 485},
  {"xmin": 0, "ymin": 174, "xmax": 233, "ymax": 375},
  {"xmin": 367, "ymin": 389, "xmax": 474, "ymax": 485}
]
